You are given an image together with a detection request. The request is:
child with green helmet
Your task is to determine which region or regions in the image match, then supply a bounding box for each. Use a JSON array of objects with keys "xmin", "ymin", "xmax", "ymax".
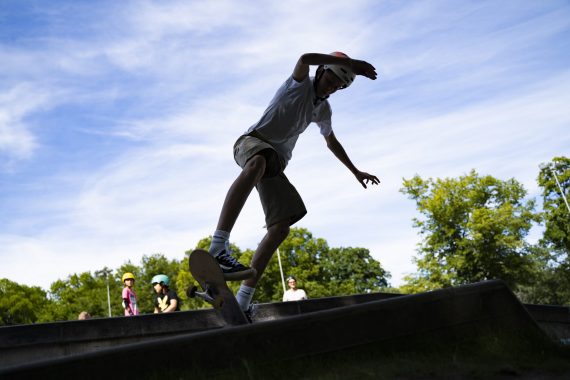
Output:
[{"xmin": 152, "ymin": 274, "xmax": 180, "ymax": 313}]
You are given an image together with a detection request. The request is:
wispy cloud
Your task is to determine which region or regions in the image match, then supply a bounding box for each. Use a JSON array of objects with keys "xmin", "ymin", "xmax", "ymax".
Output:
[
  {"xmin": 0, "ymin": 83, "xmax": 64, "ymax": 167},
  {"xmin": 1, "ymin": 0, "xmax": 568, "ymax": 289}
]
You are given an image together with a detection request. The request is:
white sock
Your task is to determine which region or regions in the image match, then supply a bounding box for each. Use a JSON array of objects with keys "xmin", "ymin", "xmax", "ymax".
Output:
[
  {"xmin": 209, "ymin": 230, "xmax": 230, "ymax": 257},
  {"xmin": 236, "ymin": 284, "xmax": 255, "ymax": 311}
]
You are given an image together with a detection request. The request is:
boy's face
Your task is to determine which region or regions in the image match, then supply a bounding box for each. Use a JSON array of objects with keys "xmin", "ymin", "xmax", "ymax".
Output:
[{"xmin": 316, "ymin": 70, "xmax": 345, "ymax": 98}]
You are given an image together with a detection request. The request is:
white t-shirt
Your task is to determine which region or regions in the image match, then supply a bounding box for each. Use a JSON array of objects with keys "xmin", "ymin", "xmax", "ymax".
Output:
[
  {"xmin": 245, "ymin": 75, "xmax": 333, "ymax": 165},
  {"xmin": 283, "ymin": 288, "xmax": 308, "ymax": 302}
]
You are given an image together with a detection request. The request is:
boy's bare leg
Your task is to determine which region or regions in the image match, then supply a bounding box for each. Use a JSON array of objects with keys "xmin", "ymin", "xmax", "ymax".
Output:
[
  {"xmin": 244, "ymin": 220, "xmax": 291, "ymax": 288},
  {"xmin": 209, "ymin": 155, "xmax": 266, "ymax": 279},
  {"xmin": 235, "ymin": 220, "xmax": 290, "ymax": 311},
  {"xmin": 216, "ymin": 155, "xmax": 266, "ymax": 232}
]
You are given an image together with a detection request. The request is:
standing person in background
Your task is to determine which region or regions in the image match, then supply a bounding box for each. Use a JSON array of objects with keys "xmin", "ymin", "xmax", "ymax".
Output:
[
  {"xmin": 78, "ymin": 311, "xmax": 91, "ymax": 320},
  {"xmin": 121, "ymin": 272, "xmax": 139, "ymax": 316},
  {"xmin": 152, "ymin": 274, "xmax": 180, "ymax": 313},
  {"xmin": 283, "ymin": 276, "xmax": 308, "ymax": 302}
]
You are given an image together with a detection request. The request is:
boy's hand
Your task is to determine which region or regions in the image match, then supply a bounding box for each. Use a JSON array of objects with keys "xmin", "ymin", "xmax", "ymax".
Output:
[
  {"xmin": 355, "ymin": 171, "xmax": 380, "ymax": 189},
  {"xmin": 350, "ymin": 60, "xmax": 377, "ymax": 80}
]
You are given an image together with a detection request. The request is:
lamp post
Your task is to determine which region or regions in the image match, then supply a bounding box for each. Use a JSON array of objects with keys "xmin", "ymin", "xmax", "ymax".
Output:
[
  {"xmin": 552, "ymin": 169, "xmax": 570, "ymax": 214},
  {"xmin": 541, "ymin": 163, "xmax": 570, "ymax": 214},
  {"xmin": 276, "ymin": 248, "xmax": 287, "ymax": 295},
  {"xmin": 95, "ymin": 268, "xmax": 113, "ymax": 317}
]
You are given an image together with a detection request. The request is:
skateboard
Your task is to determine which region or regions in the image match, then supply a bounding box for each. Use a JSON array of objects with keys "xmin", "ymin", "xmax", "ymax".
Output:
[{"xmin": 187, "ymin": 249, "xmax": 249, "ymax": 325}]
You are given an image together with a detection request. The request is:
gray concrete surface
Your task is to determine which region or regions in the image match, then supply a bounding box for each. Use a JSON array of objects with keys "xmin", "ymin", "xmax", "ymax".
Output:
[
  {"xmin": 0, "ymin": 308, "xmax": 222, "ymax": 368},
  {"xmin": 0, "ymin": 280, "xmax": 556, "ymax": 379},
  {"xmin": 525, "ymin": 304, "xmax": 570, "ymax": 344},
  {"xmin": 0, "ymin": 291, "xmax": 400, "ymax": 368}
]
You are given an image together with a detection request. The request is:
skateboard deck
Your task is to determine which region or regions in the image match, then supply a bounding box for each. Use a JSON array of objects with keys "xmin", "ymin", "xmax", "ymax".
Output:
[{"xmin": 187, "ymin": 249, "xmax": 249, "ymax": 325}]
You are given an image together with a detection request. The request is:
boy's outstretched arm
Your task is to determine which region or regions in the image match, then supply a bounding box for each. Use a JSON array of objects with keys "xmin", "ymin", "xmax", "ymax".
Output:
[
  {"xmin": 324, "ymin": 132, "xmax": 380, "ymax": 189},
  {"xmin": 293, "ymin": 53, "xmax": 377, "ymax": 82}
]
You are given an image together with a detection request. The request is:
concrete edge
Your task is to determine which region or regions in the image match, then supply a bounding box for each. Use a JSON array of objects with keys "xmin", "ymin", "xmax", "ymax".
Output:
[{"xmin": 0, "ymin": 280, "xmax": 552, "ymax": 379}]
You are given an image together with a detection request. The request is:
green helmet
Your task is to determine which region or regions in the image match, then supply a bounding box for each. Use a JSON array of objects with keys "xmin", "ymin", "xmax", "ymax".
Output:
[{"xmin": 151, "ymin": 274, "xmax": 170, "ymax": 286}]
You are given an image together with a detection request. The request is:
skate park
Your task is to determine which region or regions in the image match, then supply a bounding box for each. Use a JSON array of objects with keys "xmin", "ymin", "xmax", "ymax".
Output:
[{"xmin": 1, "ymin": 280, "xmax": 569, "ymax": 379}]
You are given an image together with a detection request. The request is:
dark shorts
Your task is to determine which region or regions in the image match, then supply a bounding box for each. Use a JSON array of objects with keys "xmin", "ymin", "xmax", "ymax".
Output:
[{"xmin": 233, "ymin": 134, "xmax": 307, "ymax": 227}]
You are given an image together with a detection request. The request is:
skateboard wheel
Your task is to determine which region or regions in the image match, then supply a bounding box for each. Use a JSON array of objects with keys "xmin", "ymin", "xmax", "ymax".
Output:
[{"xmin": 187, "ymin": 285, "xmax": 198, "ymax": 298}]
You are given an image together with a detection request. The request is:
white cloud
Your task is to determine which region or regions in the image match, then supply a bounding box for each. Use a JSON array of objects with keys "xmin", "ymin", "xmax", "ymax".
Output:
[
  {"xmin": 0, "ymin": 84, "xmax": 61, "ymax": 166},
  {"xmin": 1, "ymin": 0, "xmax": 569, "ymax": 290}
]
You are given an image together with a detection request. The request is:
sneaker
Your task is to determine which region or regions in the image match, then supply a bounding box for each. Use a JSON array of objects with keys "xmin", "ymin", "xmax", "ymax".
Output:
[{"xmin": 214, "ymin": 249, "xmax": 256, "ymax": 281}]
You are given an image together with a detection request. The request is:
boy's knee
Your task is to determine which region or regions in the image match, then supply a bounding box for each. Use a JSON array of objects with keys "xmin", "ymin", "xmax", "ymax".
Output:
[
  {"xmin": 247, "ymin": 149, "xmax": 281, "ymax": 179},
  {"xmin": 268, "ymin": 222, "xmax": 290, "ymax": 241},
  {"xmin": 244, "ymin": 155, "xmax": 267, "ymax": 179}
]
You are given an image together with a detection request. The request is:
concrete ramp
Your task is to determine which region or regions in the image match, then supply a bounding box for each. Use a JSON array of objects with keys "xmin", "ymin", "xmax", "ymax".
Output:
[
  {"xmin": 0, "ymin": 280, "xmax": 558, "ymax": 379},
  {"xmin": 0, "ymin": 291, "xmax": 400, "ymax": 368}
]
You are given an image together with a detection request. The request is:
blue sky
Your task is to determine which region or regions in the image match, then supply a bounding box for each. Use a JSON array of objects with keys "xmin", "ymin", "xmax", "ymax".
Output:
[{"xmin": 1, "ymin": 0, "xmax": 569, "ymax": 290}]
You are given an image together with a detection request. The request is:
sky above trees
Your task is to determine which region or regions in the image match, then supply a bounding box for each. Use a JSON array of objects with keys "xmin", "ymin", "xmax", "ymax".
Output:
[{"xmin": 1, "ymin": 1, "xmax": 569, "ymax": 289}]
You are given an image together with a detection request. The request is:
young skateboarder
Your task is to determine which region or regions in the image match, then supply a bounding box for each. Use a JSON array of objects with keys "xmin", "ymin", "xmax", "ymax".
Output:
[
  {"xmin": 208, "ymin": 52, "xmax": 379, "ymax": 313},
  {"xmin": 121, "ymin": 272, "xmax": 139, "ymax": 316},
  {"xmin": 152, "ymin": 274, "xmax": 180, "ymax": 313}
]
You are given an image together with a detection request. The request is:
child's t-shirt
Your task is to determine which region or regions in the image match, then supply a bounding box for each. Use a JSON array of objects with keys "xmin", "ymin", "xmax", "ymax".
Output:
[
  {"xmin": 122, "ymin": 287, "xmax": 139, "ymax": 316},
  {"xmin": 154, "ymin": 290, "xmax": 180, "ymax": 312},
  {"xmin": 283, "ymin": 288, "xmax": 308, "ymax": 302}
]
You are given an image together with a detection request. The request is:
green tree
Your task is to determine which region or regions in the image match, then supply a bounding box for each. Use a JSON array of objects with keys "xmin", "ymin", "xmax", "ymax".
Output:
[
  {"xmin": 538, "ymin": 157, "xmax": 570, "ymax": 258},
  {"xmin": 400, "ymin": 170, "xmax": 539, "ymax": 293},
  {"xmin": 516, "ymin": 256, "xmax": 570, "ymax": 305},
  {"xmin": 319, "ymin": 246, "xmax": 390, "ymax": 296},
  {"xmin": 517, "ymin": 157, "xmax": 570, "ymax": 305},
  {"xmin": 253, "ymin": 228, "xmax": 326, "ymax": 301},
  {"xmin": 178, "ymin": 228, "xmax": 390, "ymax": 305},
  {"xmin": 15, "ymin": 229, "xmax": 390, "ymax": 324},
  {"xmin": 41, "ymin": 269, "xmax": 123, "ymax": 321},
  {"xmin": 32, "ymin": 254, "xmax": 185, "ymax": 322},
  {"xmin": 244, "ymin": 227, "xmax": 391, "ymax": 301},
  {"xmin": 0, "ymin": 278, "xmax": 51, "ymax": 326}
]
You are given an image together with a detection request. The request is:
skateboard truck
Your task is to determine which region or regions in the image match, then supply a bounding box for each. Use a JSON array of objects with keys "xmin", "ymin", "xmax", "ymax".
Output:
[
  {"xmin": 188, "ymin": 249, "xmax": 250, "ymax": 325},
  {"xmin": 187, "ymin": 282, "xmax": 224, "ymax": 308}
]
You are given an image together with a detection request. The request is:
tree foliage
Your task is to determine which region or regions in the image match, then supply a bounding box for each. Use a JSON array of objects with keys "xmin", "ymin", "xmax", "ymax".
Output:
[
  {"xmin": 6, "ymin": 159, "xmax": 570, "ymax": 325},
  {"xmin": 41, "ymin": 268, "xmax": 123, "ymax": 321},
  {"xmin": 400, "ymin": 170, "xmax": 539, "ymax": 293},
  {"xmin": 245, "ymin": 228, "xmax": 390, "ymax": 301},
  {"xmin": 0, "ymin": 279, "xmax": 50, "ymax": 326},
  {"xmin": 517, "ymin": 157, "xmax": 570, "ymax": 305},
  {"xmin": 3, "ymin": 228, "xmax": 390, "ymax": 324},
  {"xmin": 538, "ymin": 156, "xmax": 570, "ymax": 258},
  {"xmin": 179, "ymin": 228, "xmax": 391, "ymax": 306}
]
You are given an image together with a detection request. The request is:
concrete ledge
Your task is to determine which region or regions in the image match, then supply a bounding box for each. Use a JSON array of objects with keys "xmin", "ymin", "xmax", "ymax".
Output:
[
  {"xmin": 250, "ymin": 291, "xmax": 402, "ymax": 320},
  {"xmin": 0, "ymin": 291, "xmax": 399, "ymax": 368},
  {"xmin": 0, "ymin": 280, "xmax": 552, "ymax": 379},
  {"xmin": 525, "ymin": 304, "xmax": 570, "ymax": 343},
  {"xmin": 0, "ymin": 309, "xmax": 223, "ymax": 368}
]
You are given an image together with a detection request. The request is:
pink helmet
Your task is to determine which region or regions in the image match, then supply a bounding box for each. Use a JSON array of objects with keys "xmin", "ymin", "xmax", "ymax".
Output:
[{"xmin": 323, "ymin": 51, "xmax": 356, "ymax": 89}]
